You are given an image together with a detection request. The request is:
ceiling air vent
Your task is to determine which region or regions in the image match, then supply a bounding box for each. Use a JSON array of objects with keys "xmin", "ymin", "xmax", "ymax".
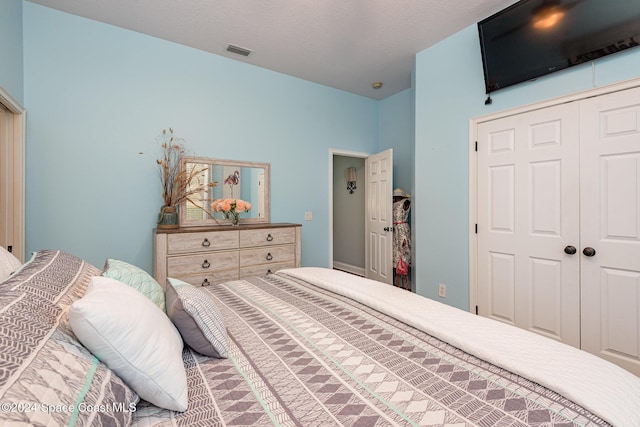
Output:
[{"xmin": 226, "ymin": 44, "xmax": 252, "ymax": 57}]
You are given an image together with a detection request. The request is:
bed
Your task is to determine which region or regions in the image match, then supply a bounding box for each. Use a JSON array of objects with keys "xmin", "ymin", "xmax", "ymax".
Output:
[{"xmin": 1, "ymin": 250, "xmax": 639, "ymax": 427}]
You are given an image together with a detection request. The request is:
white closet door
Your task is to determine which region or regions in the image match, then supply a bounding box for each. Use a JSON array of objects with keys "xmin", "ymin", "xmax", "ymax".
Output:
[
  {"xmin": 580, "ymin": 86, "xmax": 640, "ymax": 375},
  {"xmin": 477, "ymin": 102, "xmax": 581, "ymax": 347}
]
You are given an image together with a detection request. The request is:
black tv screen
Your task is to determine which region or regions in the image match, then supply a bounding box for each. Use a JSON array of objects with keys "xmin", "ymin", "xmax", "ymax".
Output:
[{"xmin": 478, "ymin": 0, "xmax": 640, "ymax": 94}]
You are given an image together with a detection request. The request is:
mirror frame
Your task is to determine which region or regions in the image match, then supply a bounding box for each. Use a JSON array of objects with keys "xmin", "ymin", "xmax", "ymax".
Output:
[{"xmin": 179, "ymin": 156, "xmax": 270, "ymax": 227}]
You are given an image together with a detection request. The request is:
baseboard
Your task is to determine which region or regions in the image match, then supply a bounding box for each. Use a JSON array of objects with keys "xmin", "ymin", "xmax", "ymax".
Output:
[{"xmin": 333, "ymin": 261, "xmax": 365, "ymax": 277}]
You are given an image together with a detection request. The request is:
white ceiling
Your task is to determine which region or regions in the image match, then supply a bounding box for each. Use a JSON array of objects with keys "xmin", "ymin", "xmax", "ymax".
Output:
[{"xmin": 26, "ymin": 0, "xmax": 518, "ymax": 100}]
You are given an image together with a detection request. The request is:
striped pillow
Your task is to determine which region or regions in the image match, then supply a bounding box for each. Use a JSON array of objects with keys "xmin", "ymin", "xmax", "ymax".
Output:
[
  {"xmin": 166, "ymin": 278, "xmax": 228, "ymax": 358},
  {"xmin": 102, "ymin": 259, "xmax": 165, "ymax": 312}
]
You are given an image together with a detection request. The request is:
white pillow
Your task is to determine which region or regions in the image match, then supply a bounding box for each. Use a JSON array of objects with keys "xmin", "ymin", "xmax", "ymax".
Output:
[
  {"xmin": 0, "ymin": 246, "xmax": 22, "ymax": 281},
  {"xmin": 69, "ymin": 276, "xmax": 188, "ymax": 412}
]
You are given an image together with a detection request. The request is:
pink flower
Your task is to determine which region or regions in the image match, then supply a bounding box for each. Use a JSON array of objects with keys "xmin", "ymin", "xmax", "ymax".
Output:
[
  {"xmin": 211, "ymin": 199, "xmax": 223, "ymax": 211},
  {"xmin": 211, "ymin": 198, "xmax": 251, "ymax": 219}
]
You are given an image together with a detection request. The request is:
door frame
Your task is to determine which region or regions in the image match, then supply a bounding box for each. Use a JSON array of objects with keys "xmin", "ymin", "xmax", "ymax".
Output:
[
  {"xmin": 328, "ymin": 148, "xmax": 370, "ymax": 270},
  {"xmin": 0, "ymin": 86, "xmax": 26, "ymax": 261},
  {"xmin": 469, "ymin": 77, "xmax": 640, "ymax": 314}
]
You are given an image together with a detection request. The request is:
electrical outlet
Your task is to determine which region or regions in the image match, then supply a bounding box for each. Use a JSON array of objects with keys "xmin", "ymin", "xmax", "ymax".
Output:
[
  {"xmin": 438, "ymin": 284, "xmax": 446, "ymax": 298},
  {"xmin": 304, "ymin": 212, "xmax": 313, "ymax": 221}
]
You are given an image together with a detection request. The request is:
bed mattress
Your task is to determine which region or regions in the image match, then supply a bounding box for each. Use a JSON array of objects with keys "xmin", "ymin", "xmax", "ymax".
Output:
[{"xmin": 133, "ymin": 268, "xmax": 640, "ymax": 426}]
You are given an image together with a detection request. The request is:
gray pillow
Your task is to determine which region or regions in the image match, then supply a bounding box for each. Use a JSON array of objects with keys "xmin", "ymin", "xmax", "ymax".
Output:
[{"xmin": 166, "ymin": 278, "xmax": 228, "ymax": 358}]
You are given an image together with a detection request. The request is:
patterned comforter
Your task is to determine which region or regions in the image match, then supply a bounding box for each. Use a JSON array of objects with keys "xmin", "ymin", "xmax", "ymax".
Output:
[
  {"xmin": 133, "ymin": 272, "xmax": 624, "ymax": 427},
  {"xmin": 2, "ymin": 251, "xmax": 638, "ymax": 426},
  {"xmin": 0, "ymin": 250, "xmax": 138, "ymax": 426}
]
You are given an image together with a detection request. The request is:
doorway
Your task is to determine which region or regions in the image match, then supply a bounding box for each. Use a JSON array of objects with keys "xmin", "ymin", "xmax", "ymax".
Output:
[
  {"xmin": 330, "ymin": 150, "xmax": 367, "ymax": 276},
  {"xmin": 0, "ymin": 86, "xmax": 25, "ymax": 262},
  {"xmin": 329, "ymin": 148, "xmax": 394, "ymax": 285}
]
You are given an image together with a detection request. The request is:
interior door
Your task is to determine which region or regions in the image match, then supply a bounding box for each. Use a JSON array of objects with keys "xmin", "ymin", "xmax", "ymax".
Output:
[
  {"xmin": 477, "ymin": 103, "xmax": 581, "ymax": 347},
  {"xmin": 365, "ymin": 149, "xmax": 393, "ymax": 284},
  {"xmin": 580, "ymin": 86, "xmax": 640, "ymax": 375},
  {"xmin": 0, "ymin": 104, "xmax": 12, "ymax": 248},
  {"xmin": 0, "ymin": 101, "xmax": 25, "ymax": 262}
]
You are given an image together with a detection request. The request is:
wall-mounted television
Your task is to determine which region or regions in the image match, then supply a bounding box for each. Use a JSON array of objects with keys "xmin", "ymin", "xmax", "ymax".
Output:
[{"xmin": 478, "ymin": 0, "xmax": 640, "ymax": 94}]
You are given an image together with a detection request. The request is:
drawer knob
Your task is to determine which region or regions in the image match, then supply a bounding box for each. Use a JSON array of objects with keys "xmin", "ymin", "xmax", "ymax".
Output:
[
  {"xmin": 266, "ymin": 233, "xmax": 274, "ymax": 242},
  {"xmin": 266, "ymin": 253, "xmax": 273, "ymax": 261},
  {"xmin": 202, "ymin": 259, "xmax": 211, "ymax": 269},
  {"xmin": 202, "ymin": 278, "xmax": 211, "ymax": 286},
  {"xmin": 267, "ymin": 269, "xmax": 273, "ymax": 275},
  {"xmin": 202, "ymin": 238, "xmax": 211, "ymax": 247}
]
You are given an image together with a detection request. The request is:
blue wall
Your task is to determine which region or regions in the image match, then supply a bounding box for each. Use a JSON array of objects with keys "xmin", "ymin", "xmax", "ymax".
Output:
[
  {"xmin": 22, "ymin": 3, "xmax": 379, "ymax": 272},
  {"xmin": 20, "ymin": 2, "xmax": 640, "ymax": 306},
  {"xmin": 414, "ymin": 24, "xmax": 640, "ymax": 310},
  {"xmin": 0, "ymin": 0, "xmax": 23, "ymax": 104},
  {"xmin": 379, "ymin": 89, "xmax": 413, "ymax": 195}
]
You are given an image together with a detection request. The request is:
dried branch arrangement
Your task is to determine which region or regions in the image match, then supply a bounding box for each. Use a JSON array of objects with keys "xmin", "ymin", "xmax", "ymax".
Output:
[{"xmin": 156, "ymin": 128, "xmax": 216, "ymax": 208}]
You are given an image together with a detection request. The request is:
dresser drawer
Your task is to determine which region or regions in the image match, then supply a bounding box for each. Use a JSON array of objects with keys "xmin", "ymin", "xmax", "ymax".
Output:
[
  {"xmin": 240, "ymin": 261, "xmax": 295, "ymax": 279},
  {"xmin": 167, "ymin": 251, "xmax": 239, "ymax": 277},
  {"xmin": 171, "ymin": 269, "xmax": 239, "ymax": 287},
  {"xmin": 240, "ymin": 227, "xmax": 296, "ymax": 248},
  {"xmin": 155, "ymin": 224, "xmax": 301, "ymax": 289},
  {"xmin": 240, "ymin": 245, "xmax": 295, "ymax": 267},
  {"xmin": 168, "ymin": 230, "xmax": 239, "ymax": 255}
]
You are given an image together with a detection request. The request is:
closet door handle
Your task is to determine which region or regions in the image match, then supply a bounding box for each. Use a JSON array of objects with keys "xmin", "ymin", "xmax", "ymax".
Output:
[
  {"xmin": 564, "ymin": 245, "xmax": 577, "ymax": 255},
  {"xmin": 583, "ymin": 247, "xmax": 596, "ymax": 257},
  {"xmin": 384, "ymin": 226, "xmax": 394, "ymax": 232}
]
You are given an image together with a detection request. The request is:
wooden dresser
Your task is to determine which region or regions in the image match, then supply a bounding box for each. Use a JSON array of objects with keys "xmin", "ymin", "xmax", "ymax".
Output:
[{"xmin": 154, "ymin": 223, "xmax": 301, "ymax": 288}]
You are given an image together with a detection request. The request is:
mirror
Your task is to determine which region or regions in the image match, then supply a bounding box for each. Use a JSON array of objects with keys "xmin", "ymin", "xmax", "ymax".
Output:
[{"xmin": 179, "ymin": 156, "xmax": 270, "ymax": 226}]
